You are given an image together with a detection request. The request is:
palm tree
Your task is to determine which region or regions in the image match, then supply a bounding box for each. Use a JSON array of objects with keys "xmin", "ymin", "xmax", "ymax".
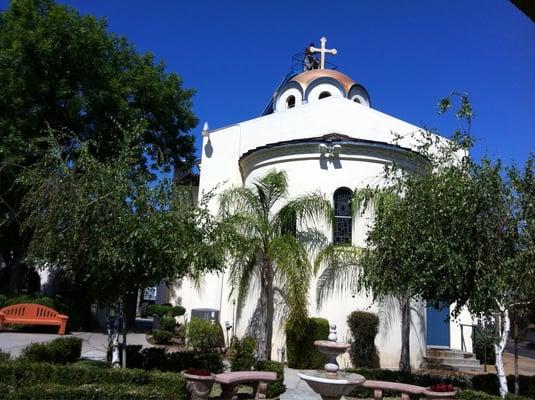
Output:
[
  {"xmin": 218, "ymin": 170, "xmax": 332, "ymax": 360},
  {"xmin": 315, "ymin": 188, "xmax": 416, "ymax": 372}
]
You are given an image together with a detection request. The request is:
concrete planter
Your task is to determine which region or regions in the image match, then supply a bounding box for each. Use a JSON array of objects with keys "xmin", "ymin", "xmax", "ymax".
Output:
[
  {"xmin": 181, "ymin": 371, "xmax": 216, "ymax": 400},
  {"xmin": 423, "ymin": 388, "xmax": 457, "ymax": 400}
]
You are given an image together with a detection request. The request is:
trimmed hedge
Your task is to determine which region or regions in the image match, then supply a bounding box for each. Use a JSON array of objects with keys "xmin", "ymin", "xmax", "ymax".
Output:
[
  {"xmin": 152, "ymin": 329, "xmax": 174, "ymax": 344},
  {"xmin": 146, "ymin": 304, "xmax": 185, "ymax": 318},
  {"xmin": 345, "ymin": 367, "xmax": 471, "ymax": 398},
  {"xmin": 20, "ymin": 337, "xmax": 82, "ymax": 364},
  {"xmin": 159, "ymin": 316, "xmax": 176, "ymax": 332},
  {"xmin": 230, "ymin": 336, "xmax": 256, "ymax": 371},
  {"xmin": 344, "ymin": 368, "xmax": 535, "ymax": 399},
  {"xmin": 255, "ymin": 360, "xmax": 285, "ymax": 398},
  {"xmin": 457, "ymin": 390, "xmax": 531, "ymax": 400},
  {"xmin": 125, "ymin": 346, "xmax": 224, "ymax": 373},
  {"xmin": 472, "ymin": 374, "xmax": 535, "ymax": 398},
  {"xmin": 186, "ymin": 318, "xmax": 224, "ymax": 350},
  {"xmin": 347, "ymin": 311, "xmax": 380, "ymax": 368},
  {"xmin": 286, "ymin": 317, "xmax": 329, "ymax": 369},
  {"xmin": 0, "ymin": 361, "xmax": 187, "ymax": 400}
]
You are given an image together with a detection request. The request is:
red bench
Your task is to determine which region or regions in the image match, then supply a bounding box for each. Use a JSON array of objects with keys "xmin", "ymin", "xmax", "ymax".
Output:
[
  {"xmin": 215, "ymin": 371, "xmax": 277, "ymax": 400},
  {"xmin": 0, "ymin": 303, "xmax": 68, "ymax": 335}
]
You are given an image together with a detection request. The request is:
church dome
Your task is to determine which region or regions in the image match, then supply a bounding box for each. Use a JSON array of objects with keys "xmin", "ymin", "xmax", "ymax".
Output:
[
  {"xmin": 290, "ymin": 69, "xmax": 355, "ymax": 93},
  {"xmin": 272, "ymin": 68, "xmax": 371, "ymax": 112}
]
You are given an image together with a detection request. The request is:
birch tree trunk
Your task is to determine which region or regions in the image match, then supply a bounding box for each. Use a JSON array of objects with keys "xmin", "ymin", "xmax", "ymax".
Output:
[
  {"xmin": 122, "ymin": 300, "xmax": 128, "ymax": 369},
  {"xmin": 494, "ymin": 302, "xmax": 510, "ymax": 398},
  {"xmin": 399, "ymin": 297, "xmax": 411, "ymax": 372},
  {"xmin": 513, "ymin": 321, "xmax": 519, "ymax": 396},
  {"xmin": 107, "ymin": 303, "xmax": 121, "ymax": 368}
]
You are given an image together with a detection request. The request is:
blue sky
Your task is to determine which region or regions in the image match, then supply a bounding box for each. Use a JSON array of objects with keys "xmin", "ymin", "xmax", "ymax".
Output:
[{"xmin": 3, "ymin": 1, "xmax": 534, "ymax": 165}]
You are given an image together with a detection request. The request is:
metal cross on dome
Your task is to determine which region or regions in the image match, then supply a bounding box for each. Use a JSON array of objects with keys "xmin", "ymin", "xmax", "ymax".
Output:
[{"xmin": 309, "ymin": 37, "xmax": 337, "ymax": 69}]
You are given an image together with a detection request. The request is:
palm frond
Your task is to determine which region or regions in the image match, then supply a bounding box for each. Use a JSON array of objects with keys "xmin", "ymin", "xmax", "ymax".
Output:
[
  {"xmin": 315, "ymin": 244, "xmax": 363, "ymax": 308},
  {"xmin": 219, "ymin": 186, "xmax": 260, "ymax": 218},
  {"xmin": 275, "ymin": 192, "xmax": 334, "ymax": 231},
  {"xmin": 269, "ymin": 235, "xmax": 312, "ymax": 328},
  {"xmin": 227, "ymin": 251, "xmax": 260, "ymax": 324},
  {"xmin": 253, "ymin": 170, "xmax": 289, "ymax": 213}
]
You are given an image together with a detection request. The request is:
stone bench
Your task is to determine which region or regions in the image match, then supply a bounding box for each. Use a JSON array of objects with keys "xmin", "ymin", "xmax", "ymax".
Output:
[
  {"xmin": 362, "ymin": 380, "xmax": 426, "ymax": 400},
  {"xmin": 215, "ymin": 371, "xmax": 277, "ymax": 400}
]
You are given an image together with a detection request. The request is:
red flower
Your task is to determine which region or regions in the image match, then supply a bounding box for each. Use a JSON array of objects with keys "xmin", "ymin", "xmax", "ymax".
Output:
[
  {"xmin": 184, "ymin": 368, "xmax": 211, "ymax": 376},
  {"xmin": 429, "ymin": 383, "xmax": 455, "ymax": 392}
]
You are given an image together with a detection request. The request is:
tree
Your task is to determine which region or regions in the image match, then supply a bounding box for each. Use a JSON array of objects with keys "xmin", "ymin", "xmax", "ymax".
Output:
[
  {"xmin": 21, "ymin": 130, "xmax": 222, "ymax": 367},
  {"xmin": 218, "ymin": 170, "xmax": 332, "ymax": 360},
  {"xmin": 316, "ymin": 94, "xmax": 477, "ymax": 373},
  {"xmin": 0, "ymin": 0, "xmax": 197, "ymax": 295}
]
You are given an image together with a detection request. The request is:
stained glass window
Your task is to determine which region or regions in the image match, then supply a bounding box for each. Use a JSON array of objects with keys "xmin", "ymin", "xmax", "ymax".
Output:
[{"xmin": 333, "ymin": 187, "xmax": 352, "ymax": 244}]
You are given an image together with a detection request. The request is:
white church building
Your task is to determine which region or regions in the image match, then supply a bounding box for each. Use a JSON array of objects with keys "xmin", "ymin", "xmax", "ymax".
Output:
[{"xmin": 173, "ymin": 38, "xmax": 478, "ymax": 371}]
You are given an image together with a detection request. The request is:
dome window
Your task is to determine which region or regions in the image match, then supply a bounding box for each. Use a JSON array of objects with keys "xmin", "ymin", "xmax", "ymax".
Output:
[
  {"xmin": 319, "ymin": 91, "xmax": 331, "ymax": 99},
  {"xmin": 286, "ymin": 95, "xmax": 296, "ymax": 109}
]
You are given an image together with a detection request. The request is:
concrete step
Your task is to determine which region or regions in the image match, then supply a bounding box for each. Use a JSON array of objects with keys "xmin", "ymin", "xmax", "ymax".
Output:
[
  {"xmin": 426, "ymin": 349, "xmax": 477, "ymax": 359},
  {"xmin": 421, "ymin": 361, "xmax": 484, "ymax": 373},
  {"xmin": 424, "ymin": 356, "xmax": 482, "ymax": 367},
  {"xmin": 422, "ymin": 349, "xmax": 484, "ymax": 374}
]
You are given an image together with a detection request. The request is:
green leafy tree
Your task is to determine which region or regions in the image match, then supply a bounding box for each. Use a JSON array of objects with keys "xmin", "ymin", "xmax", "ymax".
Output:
[
  {"xmin": 0, "ymin": 0, "xmax": 197, "ymax": 294},
  {"xmin": 218, "ymin": 170, "xmax": 332, "ymax": 360},
  {"xmin": 315, "ymin": 94, "xmax": 477, "ymax": 373},
  {"xmin": 21, "ymin": 130, "xmax": 222, "ymax": 367}
]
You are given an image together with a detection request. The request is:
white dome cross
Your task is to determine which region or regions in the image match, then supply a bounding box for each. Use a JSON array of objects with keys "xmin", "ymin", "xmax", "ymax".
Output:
[{"xmin": 309, "ymin": 37, "xmax": 337, "ymax": 69}]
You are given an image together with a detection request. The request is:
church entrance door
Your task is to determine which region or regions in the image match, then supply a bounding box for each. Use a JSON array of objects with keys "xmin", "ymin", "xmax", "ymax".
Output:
[{"xmin": 426, "ymin": 301, "xmax": 450, "ymax": 348}]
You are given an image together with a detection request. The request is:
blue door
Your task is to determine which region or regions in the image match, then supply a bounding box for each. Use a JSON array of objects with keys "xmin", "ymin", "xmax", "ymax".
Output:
[{"xmin": 426, "ymin": 302, "xmax": 450, "ymax": 348}]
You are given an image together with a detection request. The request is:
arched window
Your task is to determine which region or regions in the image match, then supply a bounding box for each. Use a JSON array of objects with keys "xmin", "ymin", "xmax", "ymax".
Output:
[
  {"xmin": 286, "ymin": 95, "xmax": 296, "ymax": 109},
  {"xmin": 319, "ymin": 91, "xmax": 331, "ymax": 99},
  {"xmin": 333, "ymin": 187, "xmax": 352, "ymax": 244}
]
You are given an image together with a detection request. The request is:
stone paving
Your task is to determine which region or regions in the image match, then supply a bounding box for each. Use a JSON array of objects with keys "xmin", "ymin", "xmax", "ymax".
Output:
[{"xmin": 0, "ymin": 331, "xmax": 152, "ymax": 360}]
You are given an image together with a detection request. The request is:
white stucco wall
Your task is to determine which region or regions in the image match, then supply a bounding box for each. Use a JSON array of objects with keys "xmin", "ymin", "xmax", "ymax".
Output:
[{"xmin": 172, "ymin": 95, "xmax": 471, "ymax": 368}]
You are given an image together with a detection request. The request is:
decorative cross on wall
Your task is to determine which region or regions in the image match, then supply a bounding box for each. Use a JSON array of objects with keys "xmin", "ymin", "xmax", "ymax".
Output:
[{"xmin": 309, "ymin": 37, "xmax": 337, "ymax": 69}]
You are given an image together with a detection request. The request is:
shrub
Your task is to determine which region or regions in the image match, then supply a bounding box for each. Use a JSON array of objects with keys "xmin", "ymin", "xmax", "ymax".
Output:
[
  {"xmin": 286, "ymin": 317, "xmax": 329, "ymax": 369},
  {"xmin": 167, "ymin": 351, "xmax": 224, "ymax": 373},
  {"xmin": 472, "ymin": 373, "xmax": 535, "ymax": 398},
  {"xmin": 347, "ymin": 311, "xmax": 380, "ymax": 368},
  {"xmin": 230, "ymin": 336, "xmax": 256, "ymax": 371},
  {"xmin": 186, "ymin": 318, "xmax": 223, "ymax": 351},
  {"xmin": 3, "ymin": 294, "xmax": 56, "ymax": 309},
  {"xmin": 0, "ymin": 294, "xmax": 7, "ymax": 308},
  {"xmin": 20, "ymin": 337, "xmax": 82, "ymax": 364},
  {"xmin": 344, "ymin": 367, "xmax": 471, "ymax": 398},
  {"xmin": 130, "ymin": 347, "xmax": 223, "ymax": 373},
  {"xmin": 457, "ymin": 390, "xmax": 531, "ymax": 400},
  {"xmin": 473, "ymin": 324, "xmax": 497, "ymax": 365},
  {"xmin": 152, "ymin": 329, "xmax": 173, "ymax": 344},
  {"xmin": 0, "ymin": 350, "xmax": 11, "ymax": 362},
  {"xmin": 255, "ymin": 360, "xmax": 285, "ymax": 398},
  {"xmin": 0, "ymin": 361, "xmax": 187, "ymax": 400},
  {"xmin": 159, "ymin": 317, "xmax": 176, "ymax": 332},
  {"xmin": 146, "ymin": 304, "xmax": 171, "ymax": 318},
  {"xmin": 170, "ymin": 305, "xmax": 186, "ymax": 317}
]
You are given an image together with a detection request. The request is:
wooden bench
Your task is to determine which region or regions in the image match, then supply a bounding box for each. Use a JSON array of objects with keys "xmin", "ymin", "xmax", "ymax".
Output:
[
  {"xmin": 215, "ymin": 371, "xmax": 277, "ymax": 400},
  {"xmin": 0, "ymin": 303, "xmax": 68, "ymax": 335},
  {"xmin": 362, "ymin": 380, "xmax": 426, "ymax": 400}
]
